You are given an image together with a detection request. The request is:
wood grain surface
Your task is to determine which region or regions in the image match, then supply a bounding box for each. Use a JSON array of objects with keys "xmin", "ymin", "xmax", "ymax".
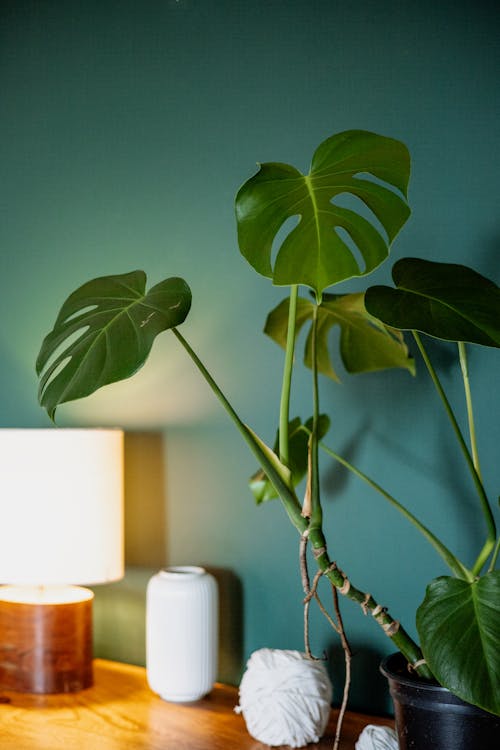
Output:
[
  {"xmin": 0, "ymin": 659, "xmax": 394, "ymax": 749},
  {"xmin": 0, "ymin": 596, "xmax": 92, "ymax": 693}
]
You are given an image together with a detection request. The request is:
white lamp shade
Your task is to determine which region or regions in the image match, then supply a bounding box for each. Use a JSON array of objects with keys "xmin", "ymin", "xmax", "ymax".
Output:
[{"xmin": 0, "ymin": 429, "xmax": 124, "ymax": 586}]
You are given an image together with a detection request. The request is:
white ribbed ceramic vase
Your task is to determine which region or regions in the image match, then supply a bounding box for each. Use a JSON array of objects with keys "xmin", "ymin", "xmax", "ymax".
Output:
[{"xmin": 146, "ymin": 566, "xmax": 218, "ymax": 702}]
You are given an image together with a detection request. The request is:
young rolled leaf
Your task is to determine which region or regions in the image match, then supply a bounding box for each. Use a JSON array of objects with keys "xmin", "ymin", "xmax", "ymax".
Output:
[
  {"xmin": 36, "ymin": 271, "xmax": 192, "ymax": 420},
  {"xmin": 265, "ymin": 292, "xmax": 415, "ymax": 381},
  {"xmin": 236, "ymin": 130, "xmax": 411, "ymax": 296},
  {"xmin": 365, "ymin": 258, "xmax": 500, "ymax": 347},
  {"xmin": 416, "ymin": 572, "xmax": 500, "ymax": 715},
  {"xmin": 250, "ymin": 415, "xmax": 331, "ymax": 503}
]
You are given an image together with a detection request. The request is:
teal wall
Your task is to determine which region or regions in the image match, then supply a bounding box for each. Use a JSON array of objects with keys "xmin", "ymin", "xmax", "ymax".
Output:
[{"xmin": 1, "ymin": 0, "xmax": 499, "ymax": 712}]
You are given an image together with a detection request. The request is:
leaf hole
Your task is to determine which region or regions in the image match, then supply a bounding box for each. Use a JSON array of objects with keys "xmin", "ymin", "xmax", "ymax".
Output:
[
  {"xmin": 334, "ymin": 226, "xmax": 367, "ymax": 275},
  {"xmin": 271, "ymin": 214, "xmax": 300, "ymax": 270},
  {"xmin": 39, "ymin": 326, "xmax": 90, "ymax": 377},
  {"xmin": 41, "ymin": 356, "xmax": 71, "ymax": 393},
  {"xmin": 62, "ymin": 305, "xmax": 98, "ymax": 324},
  {"xmin": 331, "ymin": 191, "xmax": 389, "ymax": 245},
  {"xmin": 354, "ymin": 171, "xmax": 404, "ymax": 197}
]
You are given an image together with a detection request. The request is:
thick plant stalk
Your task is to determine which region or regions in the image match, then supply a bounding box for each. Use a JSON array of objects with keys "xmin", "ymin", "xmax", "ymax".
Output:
[
  {"xmin": 305, "ymin": 304, "xmax": 431, "ymax": 678},
  {"xmin": 305, "ymin": 526, "xmax": 432, "ymax": 678}
]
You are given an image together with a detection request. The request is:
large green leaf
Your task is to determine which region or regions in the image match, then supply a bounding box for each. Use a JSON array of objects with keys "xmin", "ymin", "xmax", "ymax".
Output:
[
  {"xmin": 250, "ymin": 415, "xmax": 331, "ymax": 503},
  {"xmin": 265, "ymin": 292, "xmax": 415, "ymax": 381},
  {"xmin": 235, "ymin": 130, "xmax": 411, "ymax": 296},
  {"xmin": 416, "ymin": 572, "xmax": 500, "ymax": 715},
  {"xmin": 365, "ymin": 258, "xmax": 500, "ymax": 347},
  {"xmin": 36, "ymin": 271, "xmax": 192, "ymax": 419}
]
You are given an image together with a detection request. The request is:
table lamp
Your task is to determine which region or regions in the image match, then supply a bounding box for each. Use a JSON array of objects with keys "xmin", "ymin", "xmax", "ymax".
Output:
[{"xmin": 0, "ymin": 428, "xmax": 124, "ymax": 694}]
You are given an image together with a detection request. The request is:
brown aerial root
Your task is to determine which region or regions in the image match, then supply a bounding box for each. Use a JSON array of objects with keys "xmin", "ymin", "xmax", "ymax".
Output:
[{"xmin": 299, "ymin": 536, "xmax": 352, "ymax": 750}]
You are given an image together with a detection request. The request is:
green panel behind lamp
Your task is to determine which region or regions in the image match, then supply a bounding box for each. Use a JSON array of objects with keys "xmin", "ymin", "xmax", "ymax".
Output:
[{"xmin": 91, "ymin": 568, "xmax": 151, "ymax": 668}]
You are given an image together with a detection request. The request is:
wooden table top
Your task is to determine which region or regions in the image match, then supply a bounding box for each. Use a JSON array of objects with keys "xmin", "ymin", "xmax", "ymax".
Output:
[{"xmin": 0, "ymin": 659, "xmax": 394, "ymax": 749}]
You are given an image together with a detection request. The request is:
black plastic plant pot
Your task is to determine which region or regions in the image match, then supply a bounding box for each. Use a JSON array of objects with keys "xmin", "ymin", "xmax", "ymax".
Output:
[{"xmin": 380, "ymin": 652, "xmax": 500, "ymax": 749}]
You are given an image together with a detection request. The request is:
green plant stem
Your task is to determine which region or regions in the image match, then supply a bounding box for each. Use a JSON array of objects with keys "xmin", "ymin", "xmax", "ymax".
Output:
[
  {"xmin": 317, "ymin": 439, "xmax": 473, "ymax": 581},
  {"xmin": 458, "ymin": 342, "xmax": 482, "ymax": 478},
  {"xmin": 173, "ymin": 327, "xmax": 432, "ymax": 678},
  {"xmin": 413, "ymin": 332, "xmax": 496, "ymax": 575},
  {"xmin": 279, "ymin": 285, "xmax": 298, "ymax": 465},
  {"xmin": 489, "ymin": 535, "xmax": 500, "ymax": 572},
  {"xmin": 309, "ymin": 302, "xmax": 322, "ymax": 529},
  {"xmin": 171, "ymin": 327, "xmax": 307, "ymax": 531},
  {"xmin": 458, "ymin": 342, "xmax": 496, "ymax": 574}
]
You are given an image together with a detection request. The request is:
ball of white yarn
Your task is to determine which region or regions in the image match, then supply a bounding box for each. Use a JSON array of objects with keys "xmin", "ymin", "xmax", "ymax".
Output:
[
  {"xmin": 235, "ymin": 648, "xmax": 333, "ymax": 748},
  {"xmin": 355, "ymin": 724, "xmax": 399, "ymax": 750}
]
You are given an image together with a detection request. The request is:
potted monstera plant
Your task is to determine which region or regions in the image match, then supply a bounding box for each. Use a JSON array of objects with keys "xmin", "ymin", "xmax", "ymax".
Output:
[{"xmin": 36, "ymin": 130, "xmax": 499, "ymax": 748}]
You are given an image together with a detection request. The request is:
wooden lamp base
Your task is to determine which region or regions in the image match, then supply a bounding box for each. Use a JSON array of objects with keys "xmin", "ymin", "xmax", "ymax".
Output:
[{"xmin": 0, "ymin": 585, "xmax": 93, "ymax": 693}]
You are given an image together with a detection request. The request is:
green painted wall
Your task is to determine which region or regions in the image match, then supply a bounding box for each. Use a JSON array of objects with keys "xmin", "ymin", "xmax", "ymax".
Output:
[{"xmin": 1, "ymin": 0, "xmax": 499, "ymax": 712}]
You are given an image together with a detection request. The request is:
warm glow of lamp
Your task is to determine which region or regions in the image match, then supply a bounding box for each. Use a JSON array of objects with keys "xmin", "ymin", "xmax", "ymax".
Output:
[{"xmin": 0, "ymin": 428, "xmax": 124, "ymax": 694}]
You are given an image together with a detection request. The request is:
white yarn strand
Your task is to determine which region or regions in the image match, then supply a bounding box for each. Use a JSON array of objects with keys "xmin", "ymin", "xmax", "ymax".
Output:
[
  {"xmin": 235, "ymin": 648, "xmax": 333, "ymax": 748},
  {"xmin": 355, "ymin": 724, "xmax": 399, "ymax": 750}
]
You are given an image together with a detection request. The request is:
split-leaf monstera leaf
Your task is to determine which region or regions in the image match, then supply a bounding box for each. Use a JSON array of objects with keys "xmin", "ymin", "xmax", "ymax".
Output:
[
  {"xmin": 36, "ymin": 271, "xmax": 192, "ymax": 420},
  {"xmin": 265, "ymin": 292, "xmax": 415, "ymax": 380},
  {"xmin": 236, "ymin": 129, "xmax": 411, "ymax": 296}
]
